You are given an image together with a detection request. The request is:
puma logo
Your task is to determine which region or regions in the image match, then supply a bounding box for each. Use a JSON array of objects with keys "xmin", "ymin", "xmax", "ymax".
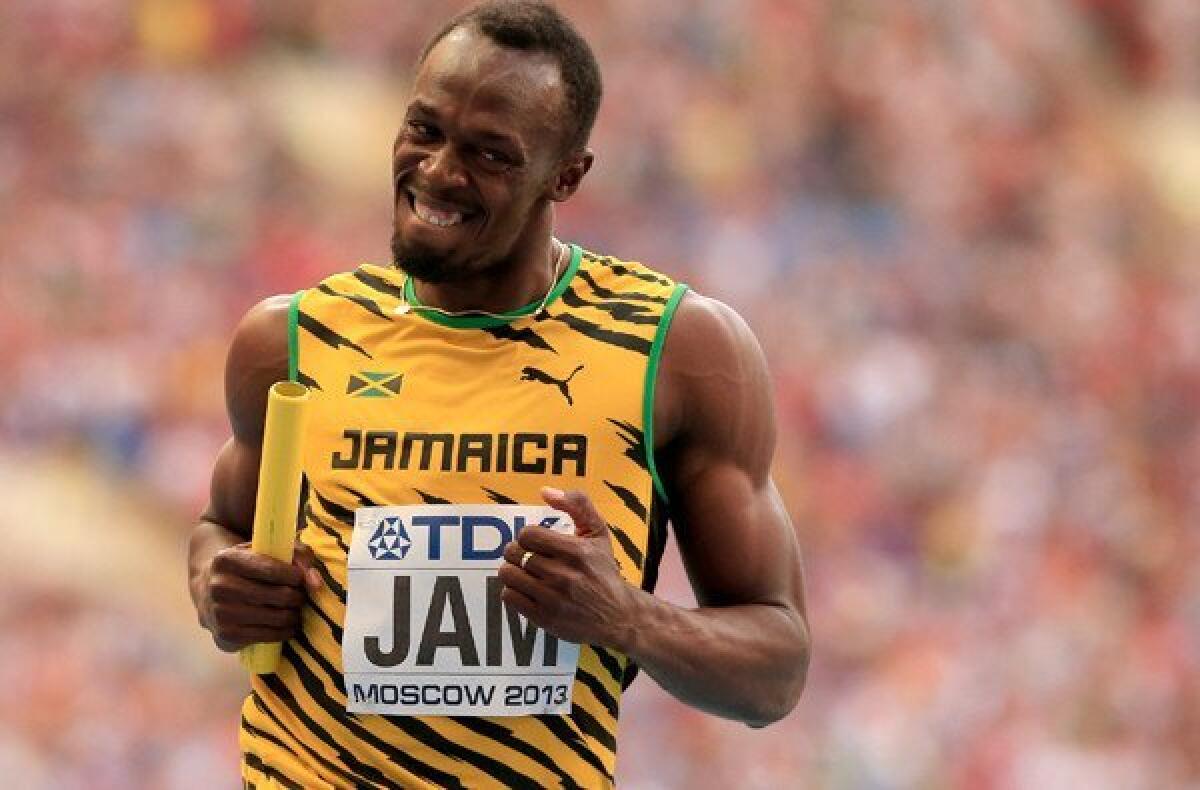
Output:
[{"xmin": 520, "ymin": 364, "xmax": 585, "ymax": 406}]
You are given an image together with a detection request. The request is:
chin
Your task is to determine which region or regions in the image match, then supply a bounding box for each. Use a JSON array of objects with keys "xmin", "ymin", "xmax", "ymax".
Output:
[{"xmin": 391, "ymin": 235, "xmax": 465, "ymax": 284}]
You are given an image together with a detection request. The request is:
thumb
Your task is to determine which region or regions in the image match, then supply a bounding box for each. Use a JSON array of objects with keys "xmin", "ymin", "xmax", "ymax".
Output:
[
  {"xmin": 541, "ymin": 486, "xmax": 609, "ymax": 539},
  {"xmin": 291, "ymin": 540, "xmax": 323, "ymax": 592}
]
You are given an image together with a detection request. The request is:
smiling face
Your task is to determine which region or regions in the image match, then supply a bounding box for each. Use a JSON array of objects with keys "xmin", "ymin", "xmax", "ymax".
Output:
[{"xmin": 391, "ymin": 27, "xmax": 586, "ymax": 283}]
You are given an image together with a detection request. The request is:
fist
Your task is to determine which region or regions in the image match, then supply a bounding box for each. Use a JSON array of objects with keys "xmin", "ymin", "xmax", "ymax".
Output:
[{"xmin": 197, "ymin": 541, "xmax": 322, "ymax": 652}]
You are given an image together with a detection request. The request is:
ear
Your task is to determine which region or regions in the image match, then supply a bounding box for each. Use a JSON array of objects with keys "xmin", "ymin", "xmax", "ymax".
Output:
[{"xmin": 548, "ymin": 148, "xmax": 594, "ymax": 203}]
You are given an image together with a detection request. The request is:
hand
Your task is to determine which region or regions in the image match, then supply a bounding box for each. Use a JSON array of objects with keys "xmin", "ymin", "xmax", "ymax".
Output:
[
  {"xmin": 498, "ymin": 487, "xmax": 641, "ymax": 648},
  {"xmin": 196, "ymin": 540, "xmax": 322, "ymax": 652}
]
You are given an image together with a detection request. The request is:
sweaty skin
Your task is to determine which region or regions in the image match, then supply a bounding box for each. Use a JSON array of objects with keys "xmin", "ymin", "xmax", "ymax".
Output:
[{"xmin": 188, "ymin": 26, "xmax": 809, "ymax": 729}]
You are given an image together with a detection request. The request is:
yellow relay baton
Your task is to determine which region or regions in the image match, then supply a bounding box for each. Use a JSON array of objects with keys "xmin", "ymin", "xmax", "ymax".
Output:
[{"xmin": 240, "ymin": 380, "xmax": 312, "ymax": 675}]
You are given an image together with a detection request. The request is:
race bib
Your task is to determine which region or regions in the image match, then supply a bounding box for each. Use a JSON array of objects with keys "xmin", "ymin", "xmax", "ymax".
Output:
[{"xmin": 343, "ymin": 505, "xmax": 580, "ymax": 716}]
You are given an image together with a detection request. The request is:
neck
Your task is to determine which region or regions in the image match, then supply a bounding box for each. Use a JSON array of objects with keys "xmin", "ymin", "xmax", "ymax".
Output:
[{"xmin": 410, "ymin": 225, "xmax": 563, "ymax": 315}]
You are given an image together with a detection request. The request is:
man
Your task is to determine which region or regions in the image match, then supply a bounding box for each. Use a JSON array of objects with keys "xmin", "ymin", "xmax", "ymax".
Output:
[{"xmin": 188, "ymin": 2, "xmax": 810, "ymax": 787}]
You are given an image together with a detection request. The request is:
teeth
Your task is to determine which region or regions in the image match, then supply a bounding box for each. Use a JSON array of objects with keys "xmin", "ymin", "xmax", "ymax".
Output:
[{"xmin": 413, "ymin": 196, "xmax": 464, "ymax": 227}]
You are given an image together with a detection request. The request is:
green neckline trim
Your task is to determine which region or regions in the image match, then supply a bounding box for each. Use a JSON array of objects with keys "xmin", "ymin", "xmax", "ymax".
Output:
[
  {"xmin": 287, "ymin": 290, "xmax": 303, "ymax": 383},
  {"xmin": 645, "ymin": 283, "xmax": 689, "ymax": 503},
  {"xmin": 402, "ymin": 243, "xmax": 582, "ymax": 329}
]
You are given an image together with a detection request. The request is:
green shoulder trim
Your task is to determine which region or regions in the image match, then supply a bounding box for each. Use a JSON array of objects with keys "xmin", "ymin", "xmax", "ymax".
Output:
[
  {"xmin": 644, "ymin": 283, "xmax": 689, "ymax": 503},
  {"xmin": 287, "ymin": 290, "xmax": 304, "ymax": 383},
  {"xmin": 402, "ymin": 244, "xmax": 582, "ymax": 329}
]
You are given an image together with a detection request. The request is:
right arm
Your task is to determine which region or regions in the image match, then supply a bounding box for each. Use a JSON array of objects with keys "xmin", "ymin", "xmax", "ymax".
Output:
[{"xmin": 187, "ymin": 295, "xmax": 320, "ymax": 652}]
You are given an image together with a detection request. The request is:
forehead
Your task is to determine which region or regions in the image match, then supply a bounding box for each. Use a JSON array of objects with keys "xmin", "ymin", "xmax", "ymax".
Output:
[{"xmin": 412, "ymin": 28, "xmax": 567, "ymax": 143}]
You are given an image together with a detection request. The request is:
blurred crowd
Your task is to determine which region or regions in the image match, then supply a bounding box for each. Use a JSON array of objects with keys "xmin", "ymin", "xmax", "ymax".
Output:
[
  {"xmin": 2, "ymin": 0, "xmax": 1199, "ymax": 787},
  {"xmin": 0, "ymin": 589, "xmax": 242, "ymax": 788}
]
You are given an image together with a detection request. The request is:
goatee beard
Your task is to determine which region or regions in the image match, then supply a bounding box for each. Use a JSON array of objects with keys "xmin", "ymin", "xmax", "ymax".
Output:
[{"xmin": 391, "ymin": 233, "xmax": 460, "ymax": 284}]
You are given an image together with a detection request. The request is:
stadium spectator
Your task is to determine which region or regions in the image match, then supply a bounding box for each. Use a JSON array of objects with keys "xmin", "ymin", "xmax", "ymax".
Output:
[{"xmin": 2, "ymin": 0, "xmax": 1197, "ymax": 786}]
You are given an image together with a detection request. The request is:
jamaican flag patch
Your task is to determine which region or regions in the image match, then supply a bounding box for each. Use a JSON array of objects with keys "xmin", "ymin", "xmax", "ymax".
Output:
[{"xmin": 346, "ymin": 371, "xmax": 403, "ymax": 398}]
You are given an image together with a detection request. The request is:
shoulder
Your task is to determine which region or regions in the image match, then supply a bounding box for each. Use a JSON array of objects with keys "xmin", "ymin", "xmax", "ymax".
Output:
[
  {"xmin": 663, "ymin": 290, "xmax": 760, "ymax": 369},
  {"xmin": 655, "ymin": 290, "xmax": 775, "ymax": 480},
  {"xmin": 228, "ymin": 294, "xmax": 292, "ymax": 374},
  {"xmin": 225, "ymin": 294, "xmax": 293, "ymax": 442}
]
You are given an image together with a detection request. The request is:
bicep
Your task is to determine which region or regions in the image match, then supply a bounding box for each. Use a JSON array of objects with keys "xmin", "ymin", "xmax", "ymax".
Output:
[
  {"xmin": 658, "ymin": 294, "xmax": 806, "ymax": 613},
  {"xmin": 200, "ymin": 294, "xmax": 291, "ymax": 535},
  {"xmin": 201, "ymin": 436, "xmax": 262, "ymax": 540},
  {"xmin": 665, "ymin": 446, "xmax": 805, "ymax": 615}
]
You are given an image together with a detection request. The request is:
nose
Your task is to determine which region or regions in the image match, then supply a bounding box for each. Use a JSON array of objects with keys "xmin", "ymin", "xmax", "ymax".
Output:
[{"xmin": 418, "ymin": 144, "xmax": 468, "ymax": 190}]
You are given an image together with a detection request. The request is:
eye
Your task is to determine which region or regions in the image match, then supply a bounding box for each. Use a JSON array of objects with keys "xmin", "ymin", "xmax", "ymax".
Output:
[
  {"xmin": 477, "ymin": 148, "xmax": 521, "ymax": 171},
  {"xmin": 406, "ymin": 120, "xmax": 438, "ymax": 140}
]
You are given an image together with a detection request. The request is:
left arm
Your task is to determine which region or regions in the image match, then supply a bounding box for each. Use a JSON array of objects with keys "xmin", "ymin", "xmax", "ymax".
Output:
[{"xmin": 498, "ymin": 292, "xmax": 810, "ymax": 726}]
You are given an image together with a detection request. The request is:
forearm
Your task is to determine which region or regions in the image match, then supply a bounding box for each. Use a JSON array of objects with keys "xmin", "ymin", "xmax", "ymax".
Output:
[{"xmin": 614, "ymin": 592, "xmax": 809, "ymax": 726}]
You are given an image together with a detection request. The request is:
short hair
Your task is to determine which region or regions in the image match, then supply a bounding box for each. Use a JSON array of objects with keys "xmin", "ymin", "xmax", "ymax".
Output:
[{"xmin": 419, "ymin": 1, "xmax": 603, "ymax": 155}]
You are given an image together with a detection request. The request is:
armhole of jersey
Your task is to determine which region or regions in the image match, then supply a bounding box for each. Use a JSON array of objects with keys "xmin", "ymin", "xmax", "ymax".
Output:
[
  {"xmin": 643, "ymin": 283, "xmax": 689, "ymax": 503},
  {"xmin": 287, "ymin": 289, "xmax": 304, "ymax": 384}
]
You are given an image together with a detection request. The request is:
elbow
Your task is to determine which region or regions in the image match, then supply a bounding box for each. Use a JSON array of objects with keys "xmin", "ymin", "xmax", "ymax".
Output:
[
  {"xmin": 746, "ymin": 617, "xmax": 811, "ymax": 728},
  {"xmin": 745, "ymin": 662, "xmax": 808, "ymax": 728}
]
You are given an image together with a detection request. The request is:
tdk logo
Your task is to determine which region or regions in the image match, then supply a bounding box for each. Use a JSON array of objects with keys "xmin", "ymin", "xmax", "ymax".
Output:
[
  {"xmin": 368, "ymin": 516, "xmax": 413, "ymax": 560},
  {"xmin": 368, "ymin": 513, "xmax": 561, "ymax": 562}
]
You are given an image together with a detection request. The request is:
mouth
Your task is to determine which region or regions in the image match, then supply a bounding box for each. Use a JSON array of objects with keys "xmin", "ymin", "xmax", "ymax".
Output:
[{"xmin": 405, "ymin": 189, "xmax": 479, "ymax": 229}]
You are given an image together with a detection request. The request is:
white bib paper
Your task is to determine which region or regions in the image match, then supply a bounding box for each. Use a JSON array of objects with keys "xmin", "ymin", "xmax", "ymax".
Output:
[{"xmin": 343, "ymin": 504, "xmax": 580, "ymax": 716}]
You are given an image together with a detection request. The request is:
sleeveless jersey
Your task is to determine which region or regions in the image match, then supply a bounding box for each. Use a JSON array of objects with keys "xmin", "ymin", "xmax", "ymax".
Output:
[{"xmin": 240, "ymin": 244, "xmax": 688, "ymax": 789}]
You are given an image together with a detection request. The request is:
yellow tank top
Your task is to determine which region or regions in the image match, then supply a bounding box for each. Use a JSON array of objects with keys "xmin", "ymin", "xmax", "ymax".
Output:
[{"xmin": 240, "ymin": 244, "xmax": 688, "ymax": 789}]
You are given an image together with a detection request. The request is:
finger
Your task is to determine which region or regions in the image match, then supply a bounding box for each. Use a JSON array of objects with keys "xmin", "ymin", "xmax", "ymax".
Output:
[
  {"xmin": 501, "ymin": 541, "xmax": 528, "ymax": 573},
  {"xmin": 541, "ymin": 487, "xmax": 609, "ymax": 538},
  {"xmin": 502, "ymin": 540, "xmax": 524, "ymax": 567},
  {"xmin": 292, "ymin": 542, "xmax": 323, "ymax": 592},
  {"xmin": 500, "ymin": 585, "xmax": 542, "ymax": 621},
  {"xmin": 502, "ymin": 541, "xmax": 547, "ymax": 577},
  {"xmin": 214, "ymin": 547, "xmax": 304, "ymax": 587},
  {"xmin": 211, "ymin": 577, "xmax": 306, "ymax": 610},
  {"xmin": 214, "ymin": 602, "xmax": 302, "ymax": 629},
  {"xmin": 224, "ymin": 624, "xmax": 299, "ymax": 647},
  {"xmin": 497, "ymin": 561, "xmax": 553, "ymax": 600},
  {"xmin": 516, "ymin": 526, "xmax": 583, "ymax": 561}
]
